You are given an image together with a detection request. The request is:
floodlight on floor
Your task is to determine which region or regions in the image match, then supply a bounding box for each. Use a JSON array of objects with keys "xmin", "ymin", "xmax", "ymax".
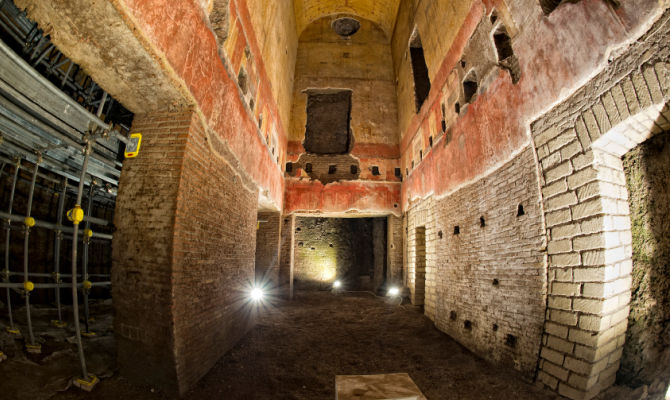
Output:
[
  {"xmin": 333, "ymin": 280, "xmax": 342, "ymax": 289},
  {"xmin": 250, "ymin": 287, "xmax": 264, "ymax": 302},
  {"xmin": 387, "ymin": 287, "xmax": 400, "ymax": 297}
]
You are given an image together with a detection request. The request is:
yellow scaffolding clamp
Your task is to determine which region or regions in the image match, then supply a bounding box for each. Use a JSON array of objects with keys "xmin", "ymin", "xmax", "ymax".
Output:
[
  {"xmin": 67, "ymin": 205, "xmax": 84, "ymax": 225},
  {"xmin": 23, "ymin": 281, "xmax": 34, "ymax": 292}
]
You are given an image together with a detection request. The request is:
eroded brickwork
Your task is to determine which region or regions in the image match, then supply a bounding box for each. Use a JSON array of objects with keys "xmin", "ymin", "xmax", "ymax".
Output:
[
  {"xmin": 113, "ymin": 110, "xmax": 259, "ymax": 394},
  {"xmin": 405, "ymin": 147, "xmax": 547, "ymax": 378}
]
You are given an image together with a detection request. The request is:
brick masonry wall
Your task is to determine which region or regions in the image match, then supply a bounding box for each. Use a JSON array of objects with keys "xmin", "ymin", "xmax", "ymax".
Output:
[
  {"xmin": 405, "ymin": 146, "xmax": 547, "ymax": 378},
  {"xmin": 113, "ymin": 110, "xmax": 260, "ymax": 394},
  {"xmin": 386, "ymin": 215, "xmax": 403, "ymax": 286},
  {"xmin": 278, "ymin": 215, "xmax": 292, "ymax": 288},
  {"xmin": 293, "ymin": 217, "xmax": 374, "ymax": 289},
  {"xmin": 255, "ymin": 211, "xmax": 281, "ymax": 286},
  {"xmin": 529, "ymin": 9, "xmax": 670, "ymax": 399},
  {"xmin": 113, "ymin": 111, "xmax": 190, "ymax": 392}
]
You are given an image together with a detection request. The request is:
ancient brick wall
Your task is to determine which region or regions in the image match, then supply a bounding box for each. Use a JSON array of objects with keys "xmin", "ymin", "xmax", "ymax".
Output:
[
  {"xmin": 405, "ymin": 147, "xmax": 547, "ymax": 378},
  {"xmin": 293, "ymin": 217, "xmax": 374, "ymax": 289},
  {"xmin": 255, "ymin": 211, "xmax": 281, "ymax": 286},
  {"xmin": 386, "ymin": 215, "xmax": 403, "ymax": 286},
  {"xmin": 113, "ymin": 111, "xmax": 191, "ymax": 392},
  {"xmin": 278, "ymin": 216, "xmax": 292, "ymax": 288},
  {"xmin": 113, "ymin": 110, "xmax": 259, "ymax": 394},
  {"xmin": 528, "ymin": 9, "xmax": 670, "ymax": 397}
]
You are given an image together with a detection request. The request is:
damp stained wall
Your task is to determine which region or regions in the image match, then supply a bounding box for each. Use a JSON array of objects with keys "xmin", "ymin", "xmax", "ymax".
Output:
[{"xmin": 620, "ymin": 131, "xmax": 670, "ymax": 388}]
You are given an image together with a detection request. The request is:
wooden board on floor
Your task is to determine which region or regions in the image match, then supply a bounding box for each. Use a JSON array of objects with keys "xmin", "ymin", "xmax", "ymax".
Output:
[{"xmin": 335, "ymin": 373, "xmax": 427, "ymax": 400}]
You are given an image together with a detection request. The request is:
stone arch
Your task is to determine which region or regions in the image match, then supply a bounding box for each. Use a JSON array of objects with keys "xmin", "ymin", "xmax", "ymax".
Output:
[{"xmin": 530, "ymin": 11, "xmax": 669, "ymax": 400}]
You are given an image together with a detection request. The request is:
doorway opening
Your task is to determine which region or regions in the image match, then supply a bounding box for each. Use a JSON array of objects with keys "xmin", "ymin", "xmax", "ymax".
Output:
[{"xmin": 414, "ymin": 226, "xmax": 426, "ymax": 306}]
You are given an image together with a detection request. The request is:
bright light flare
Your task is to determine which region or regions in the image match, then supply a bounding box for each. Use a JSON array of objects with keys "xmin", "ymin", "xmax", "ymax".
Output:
[
  {"xmin": 388, "ymin": 287, "xmax": 400, "ymax": 297},
  {"xmin": 333, "ymin": 280, "xmax": 342, "ymax": 289},
  {"xmin": 250, "ymin": 287, "xmax": 264, "ymax": 302}
]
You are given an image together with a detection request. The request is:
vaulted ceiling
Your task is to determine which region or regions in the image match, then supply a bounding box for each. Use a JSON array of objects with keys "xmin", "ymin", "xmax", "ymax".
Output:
[{"xmin": 293, "ymin": 0, "xmax": 401, "ymax": 38}]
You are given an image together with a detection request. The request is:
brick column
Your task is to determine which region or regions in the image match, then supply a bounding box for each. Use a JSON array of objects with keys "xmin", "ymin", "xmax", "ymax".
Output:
[
  {"xmin": 387, "ymin": 215, "xmax": 404, "ymax": 285},
  {"xmin": 255, "ymin": 211, "xmax": 282, "ymax": 286},
  {"xmin": 113, "ymin": 110, "xmax": 259, "ymax": 394}
]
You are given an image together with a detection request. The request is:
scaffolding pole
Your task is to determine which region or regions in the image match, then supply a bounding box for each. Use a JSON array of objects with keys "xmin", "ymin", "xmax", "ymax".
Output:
[
  {"xmin": 70, "ymin": 139, "xmax": 92, "ymax": 387},
  {"xmin": 53, "ymin": 177, "xmax": 67, "ymax": 327},
  {"xmin": 82, "ymin": 181, "xmax": 94, "ymax": 334},
  {"xmin": 3, "ymin": 158, "xmax": 19, "ymax": 335},
  {"xmin": 22, "ymin": 155, "xmax": 40, "ymax": 353}
]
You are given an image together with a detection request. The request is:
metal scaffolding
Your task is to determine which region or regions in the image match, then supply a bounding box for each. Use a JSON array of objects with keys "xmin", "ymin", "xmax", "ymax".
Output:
[{"xmin": 0, "ymin": 0, "xmax": 130, "ymax": 391}]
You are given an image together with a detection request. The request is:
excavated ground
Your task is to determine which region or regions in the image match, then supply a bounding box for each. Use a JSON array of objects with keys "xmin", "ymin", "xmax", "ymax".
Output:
[{"xmin": 0, "ymin": 292, "xmax": 662, "ymax": 399}]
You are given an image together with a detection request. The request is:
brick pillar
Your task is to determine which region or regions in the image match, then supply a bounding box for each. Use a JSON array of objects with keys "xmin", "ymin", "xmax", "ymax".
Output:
[
  {"xmin": 255, "ymin": 211, "xmax": 282, "ymax": 286},
  {"xmin": 387, "ymin": 215, "xmax": 403, "ymax": 286},
  {"xmin": 113, "ymin": 110, "xmax": 259, "ymax": 394}
]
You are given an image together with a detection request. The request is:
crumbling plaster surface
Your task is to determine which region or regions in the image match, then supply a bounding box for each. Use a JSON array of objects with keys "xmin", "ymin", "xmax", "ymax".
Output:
[
  {"xmin": 13, "ymin": 0, "xmax": 189, "ymax": 113},
  {"xmin": 17, "ymin": 0, "xmax": 287, "ymax": 210},
  {"xmin": 244, "ymin": 0, "xmax": 298, "ymax": 131},
  {"xmin": 397, "ymin": 0, "xmax": 662, "ymax": 211},
  {"xmin": 284, "ymin": 179, "xmax": 401, "ymax": 216}
]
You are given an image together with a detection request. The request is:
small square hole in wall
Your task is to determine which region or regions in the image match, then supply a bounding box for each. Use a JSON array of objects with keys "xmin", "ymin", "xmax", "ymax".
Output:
[
  {"xmin": 480, "ymin": 216, "xmax": 486, "ymax": 227},
  {"xmin": 286, "ymin": 162, "xmax": 293, "ymax": 173},
  {"xmin": 351, "ymin": 165, "xmax": 358, "ymax": 174},
  {"xmin": 429, "ymin": 136, "xmax": 433, "ymax": 147},
  {"xmin": 492, "ymin": 323, "xmax": 499, "ymax": 331},
  {"xmin": 464, "ymin": 320, "xmax": 472, "ymax": 330},
  {"xmin": 453, "ymin": 226, "xmax": 460, "ymax": 235},
  {"xmin": 328, "ymin": 165, "xmax": 337, "ymax": 174},
  {"xmin": 371, "ymin": 166, "xmax": 380, "ymax": 176},
  {"xmin": 395, "ymin": 168, "xmax": 401, "ymax": 178},
  {"xmin": 305, "ymin": 163, "xmax": 312, "ymax": 173},
  {"xmin": 517, "ymin": 204, "xmax": 525, "ymax": 216},
  {"xmin": 505, "ymin": 334, "xmax": 517, "ymax": 348},
  {"xmin": 492, "ymin": 278, "xmax": 499, "ymax": 286},
  {"xmin": 438, "ymin": 230, "xmax": 443, "ymax": 239}
]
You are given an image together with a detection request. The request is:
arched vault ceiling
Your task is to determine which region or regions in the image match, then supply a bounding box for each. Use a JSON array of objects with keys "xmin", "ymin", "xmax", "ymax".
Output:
[{"xmin": 293, "ymin": 0, "xmax": 400, "ymax": 39}]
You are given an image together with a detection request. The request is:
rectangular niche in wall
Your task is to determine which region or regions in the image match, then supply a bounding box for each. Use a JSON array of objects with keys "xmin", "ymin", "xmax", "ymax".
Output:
[
  {"xmin": 303, "ymin": 89, "xmax": 352, "ymax": 155},
  {"xmin": 409, "ymin": 28, "xmax": 431, "ymax": 113}
]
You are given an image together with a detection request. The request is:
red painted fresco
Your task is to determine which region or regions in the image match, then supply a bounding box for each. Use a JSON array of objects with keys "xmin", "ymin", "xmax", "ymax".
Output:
[
  {"xmin": 116, "ymin": 0, "xmax": 287, "ymax": 208},
  {"xmin": 400, "ymin": 0, "xmax": 659, "ymax": 210},
  {"xmin": 284, "ymin": 179, "xmax": 401, "ymax": 215}
]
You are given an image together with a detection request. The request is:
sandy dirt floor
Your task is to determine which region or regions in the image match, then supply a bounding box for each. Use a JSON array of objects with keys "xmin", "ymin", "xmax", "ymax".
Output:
[
  {"xmin": 54, "ymin": 291, "xmax": 559, "ymax": 399},
  {"xmin": 1, "ymin": 291, "xmax": 661, "ymax": 399}
]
